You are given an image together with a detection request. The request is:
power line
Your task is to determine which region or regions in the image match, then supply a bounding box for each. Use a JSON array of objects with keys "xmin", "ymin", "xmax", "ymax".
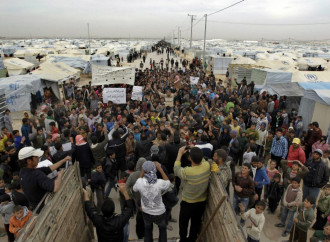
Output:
[
  {"xmin": 208, "ymin": 20, "xmax": 330, "ymax": 26},
  {"xmin": 208, "ymin": 0, "xmax": 245, "ymax": 17}
]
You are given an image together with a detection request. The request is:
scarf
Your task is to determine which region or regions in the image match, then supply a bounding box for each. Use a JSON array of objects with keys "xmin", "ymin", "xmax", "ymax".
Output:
[{"xmin": 142, "ymin": 161, "xmax": 157, "ymax": 184}]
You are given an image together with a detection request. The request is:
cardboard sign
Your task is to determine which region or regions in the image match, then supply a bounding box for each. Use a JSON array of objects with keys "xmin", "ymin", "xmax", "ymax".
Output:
[
  {"xmin": 131, "ymin": 86, "xmax": 143, "ymax": 101},
  {"xmin": 103, "ymin": 88, "xmax": 126, "ymax": 104}
]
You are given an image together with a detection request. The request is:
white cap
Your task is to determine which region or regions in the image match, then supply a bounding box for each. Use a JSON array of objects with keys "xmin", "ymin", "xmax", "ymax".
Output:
[{"xmin": 18, "ymin": 147, "xmax": 44, "ymax": 160}]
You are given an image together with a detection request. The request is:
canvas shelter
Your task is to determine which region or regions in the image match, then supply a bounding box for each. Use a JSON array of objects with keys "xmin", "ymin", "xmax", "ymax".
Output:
[
  {"xmin": 3, "ymin": 58, "xmax": 35, "ymax": 76},
  {"xmin": 0, "ymin": 75, "xmax": 44, "ymax": 111}
]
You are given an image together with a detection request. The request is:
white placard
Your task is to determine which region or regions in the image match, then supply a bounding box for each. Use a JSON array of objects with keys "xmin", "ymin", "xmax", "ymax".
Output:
[
  {"xmin": 62, "ymin": 142, "xmax": 72, "ymax": 151},
  {"xmin": 131, "ymin": 86, "xmax": 143, "ymax": 101},
  {"xmin": 92, "ymin": 65, "xmax": 135, "ymax": 85},
  {"xmin": 190, "ymin": 76, "xmax": 199, "ymax": 85},
  {"xmin": 103, "ymin": 88, "xmax": 126, "ymax": 104}
]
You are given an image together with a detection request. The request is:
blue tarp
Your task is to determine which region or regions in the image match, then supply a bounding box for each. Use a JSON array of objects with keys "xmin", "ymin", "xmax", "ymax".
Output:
[
  {"xmin": 0, "ymin": 58, "xmax": 4, "ymax": 70},
  {"xmin": 298, "ymin": 82, "xmax": 330, "ymax": 90},
  {"xmin": 50, "ymin": 56, "xmax": 90, "ymax": 73}
]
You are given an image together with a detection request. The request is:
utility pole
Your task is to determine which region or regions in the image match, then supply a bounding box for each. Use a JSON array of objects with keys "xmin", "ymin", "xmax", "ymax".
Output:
[
  {"xmin": 172, "ymin": 30, "xmax": 174, "ymax": 45},
  {"xmin": 179, "ymin": 29, "xmax": 182, "ymax": 47},
  {"xmin": 177, "ymin": 27, "xmax": 180, "ymax": 46},
  {"xmin": 202, "ymin": 14, "xmax": 207, "ymax": 70},
  {"xmin": 87, "ymin": 23, "xmax": 91, "ymax": 55},
  {"xmin": 188, "ymin": 14, "xmax": 196, "ymax": 49}
]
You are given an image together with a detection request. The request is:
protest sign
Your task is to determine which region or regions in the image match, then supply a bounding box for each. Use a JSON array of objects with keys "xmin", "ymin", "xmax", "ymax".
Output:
[
  {"xmin": 131, "ymin": 86, "xmax": 143, "ymax": 101},
  {"xmin": 103, "ymin": 88, "xmax": 126, "ymax": 104},
  {"xmin": 92, "ymin": 65, "xmax": 135, "ymax": 85}
]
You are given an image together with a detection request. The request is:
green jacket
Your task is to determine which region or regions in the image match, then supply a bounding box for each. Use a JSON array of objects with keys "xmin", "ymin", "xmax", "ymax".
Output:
[
  {"xmin": 317, "ymin": 189, "xmax": 330, "ymax": 217},
  {"xmin": 296, "ymin": 204, "xmax": 315, "ymax": 232}
]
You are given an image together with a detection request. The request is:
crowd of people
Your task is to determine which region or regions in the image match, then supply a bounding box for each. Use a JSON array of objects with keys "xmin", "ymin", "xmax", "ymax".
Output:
[{"xmin": 0, "ymin": 46, "xmax": 329, "ymax": 242}]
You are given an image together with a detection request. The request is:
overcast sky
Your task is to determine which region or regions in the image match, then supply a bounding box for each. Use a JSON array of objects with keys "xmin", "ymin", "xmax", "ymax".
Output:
[{"xmin": 1, "ymin": 0, "xmax": 330, "ymax": 40}]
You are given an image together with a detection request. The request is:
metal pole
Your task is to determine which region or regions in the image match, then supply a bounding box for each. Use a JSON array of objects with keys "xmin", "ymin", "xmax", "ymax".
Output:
[
  {"xmin": 188, "ymin": 14, "xmax": 196, "ymax": 49},
  {"xmin": 179, "ymin": 29, "xmax": 181, "ymax": 47},
  {"xmin": 203, "ymin": 14, "xmax": 207, "ymax": 70},
  {"xmin": 178, "ymin": 27, "xmax": 180, "ymax": 46},
  {"xmin": 87, "ymin": 23, "xmax": 91, "ymax": 55},
  {"xmin": 172, "ymin": 30, "xmax": 174, "ymax": 45}
]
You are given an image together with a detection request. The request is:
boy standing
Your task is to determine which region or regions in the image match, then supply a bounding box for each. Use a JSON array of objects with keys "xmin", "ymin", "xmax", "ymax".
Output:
[
  {"xmin": 254, "ymin": 158, "xmax": 270, "ymax": 201},
  {"xmin": 9, "ymin": 205, "xmax": 32, "ymax": 238},
  {"xmin": 90, "ymin": 163, "xmax": 106, "ymax": 212},
  {"xmin": 239, "ymin": 201, "xmax": 266, "ymax": 242},
  {"xmin": 289, "ymin": 196, "xmax": 316, "ymax": 242}
]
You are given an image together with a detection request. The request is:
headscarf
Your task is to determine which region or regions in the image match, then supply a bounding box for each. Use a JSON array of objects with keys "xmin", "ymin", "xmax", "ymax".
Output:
[{"xmin": 142, "ymin": 161, "xmax": 157, "ymax": 184}]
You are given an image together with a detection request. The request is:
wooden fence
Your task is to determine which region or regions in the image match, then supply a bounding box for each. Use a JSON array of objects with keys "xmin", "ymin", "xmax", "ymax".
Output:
[
  {"xmin": 16, "ymin": 162, "xmax": 93, "ymax": 242},
  {"xmin": 198, "ymin": 172, "xmax": 246, "ymax": 242}
]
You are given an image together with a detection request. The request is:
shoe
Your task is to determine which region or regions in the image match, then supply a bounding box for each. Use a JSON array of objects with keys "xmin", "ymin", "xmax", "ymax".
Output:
[
  {"xmin": 281, "ymin": 232, "xmax": 289, "ymax": 237},
  {"xmin": 275, "ymin": 223, "xmax": 285, "ymax": 228},
  {"xmin": 167, "ymin": 225, "xmax": 173, "ymax": 231},
  {"xmin": 169, "ymin": 218, "xmax": 177, "ymax": 223}
]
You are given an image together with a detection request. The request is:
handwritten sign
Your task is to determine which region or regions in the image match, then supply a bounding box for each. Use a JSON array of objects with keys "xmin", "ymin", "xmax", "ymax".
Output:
[
  {"xmin": 103, "ymin": 88, "xmax": 126, "ymax": 104},
  {"xmin": 92, "ymin": 65, "xmax": 135, "ymax": 85},
  {"xmin": 131, "ymin": 86, "xmax": 143, "ymax": 101},
  {"xmin": 190, "ymin": 76, "xmax": 199, "ymax": 85}
]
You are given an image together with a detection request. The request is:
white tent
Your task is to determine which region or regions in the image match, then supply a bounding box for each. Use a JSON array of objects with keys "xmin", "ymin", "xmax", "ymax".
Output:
[
  {"xmin": 91, "ymin": 54, "xmax": 110, "ymax": 66},
  {"xmin": 291, "ymin": 71, "xmax": 330, "ymax": 83},
  {"xmin": 299, "ymin": 89, "xmax": 330, "ymax": 132},
  {"xmin": 297, "ymin": 58, "xmax": 327, "ymax": 70},
  {"xmin": 3, "ymin": 58, "xmax": 34, "ymax": 76},
  {"xmin": 231, "ymin": 57, "xmax": 256, "ymax": 65},
  {"xmin": 209, "ymin": 56, "xmax": 233, "ymax": 74},
  {"xmin": 0, "ymin": 75, "xmax": 44, "ymax": 111},
  {"xmin": 31, "ymin": 61, "xmax": 80, "ymax": 99}
]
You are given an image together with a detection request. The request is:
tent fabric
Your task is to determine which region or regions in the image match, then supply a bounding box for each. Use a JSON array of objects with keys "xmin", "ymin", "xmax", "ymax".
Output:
[
  {"xmin": 31, "ymin": 61, "xmax": 80, "ymax": 82},
  {"xmin": 91, "ymin": 54, "xmax": 109, "ymax": 66},
  {"xmin": 48, "ymin": 56, "xmax": 90, "ymax": 72},
  {"xmin": 304, "ymin": 89, "xmax": 330, "ymax": 106},
  {"xmin": 0, "ymin": 75, "xmax": 44, "ymax": 111},
  {"xmin": 297, "ymin": 58, "xmax": 327, "ymax": 69},
  {"xmin": 231, "ymin": 57, "xmax": 256, "ymax": 65},
  {"xmin": 252, "ymin": 68, "xmax": 292, "ymax": 87},
  {"xmin": 291, "ymin": 71, "xmax": 330, "ymax": 83},
  {"xmin": 0, "ymin": 59, "xmax": 4, "ymax": 70},
  {"xmin": 311, "ymin": 102, "xmax": 330, "ymax": 134},
  {"xmin": 298, "ymin": 82, "xmax": 330, "ymax": 90},
  {"xmin": 298, "ymin": 97, "xmax": 315, "ymax": 131},
  {"xmin": 266, "ymin": 83, "xmax": 304, "ymax": 97},
  {"xmin": 3, "ymin": 58, "xmax": 35, "ymax": 76}
]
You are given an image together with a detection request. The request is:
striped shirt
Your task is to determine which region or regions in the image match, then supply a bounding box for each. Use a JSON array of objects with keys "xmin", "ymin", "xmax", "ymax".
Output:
[
  {"xmin": 270, "ymin": 136, "xmax": 288, "ymax": 159},
  {"xmin": 174, "ymin": 159, "xmax": 210, "ymax": 203}
]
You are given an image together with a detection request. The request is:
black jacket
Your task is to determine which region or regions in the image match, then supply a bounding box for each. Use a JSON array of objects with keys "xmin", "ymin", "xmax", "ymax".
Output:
[
  {"xmin": 85, "ymin": 199, "xmax": 133, "ymax": 242},
  {"xmin": 135, "ymin": 139, "xmax": 153, "ymax": 160},
  {"xmin": 90, "ymin": 171, "xmax": 106, "ymax": 191},
  {"xmin": 73, "ymin": 143, "xmax": 94, "ymax": 168},
  {"xmin": 104, "ymin": 158, "xmax": 118, "ymax": 181},
  {"xmin": 228, "ymin": 138, "xmax": 240, "ymax": 161},
  {"xmin": 303, "ymin": 158, "xmax": 329, "ymax": 188}
]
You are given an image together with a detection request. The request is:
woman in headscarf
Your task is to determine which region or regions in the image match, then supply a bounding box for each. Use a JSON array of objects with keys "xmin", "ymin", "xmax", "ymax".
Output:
[{"xmin": 133, "ymin": 161, "xmax": 170, "ymax": 242}]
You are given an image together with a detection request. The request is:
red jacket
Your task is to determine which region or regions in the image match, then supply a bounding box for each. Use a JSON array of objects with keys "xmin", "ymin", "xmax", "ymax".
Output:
[{"xmin": 287, "ymin": 145, "xmax": 306, "ymax": 167}]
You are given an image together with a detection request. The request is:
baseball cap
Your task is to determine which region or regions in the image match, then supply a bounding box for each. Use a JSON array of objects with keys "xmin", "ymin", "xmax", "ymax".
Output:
[
  {"xmin": 292, "ymin": 138, "xmax": 301, "ymax": 145},
  {"xmin": 314, "ymin": 149, "xmax": 323, "ymax": 156},
  {"xmin": 150, "ymin": 145, "xmax": 159, "ymax": 154},
  {"xmin": 18, "ymin": 147, "xmax": 44, "ymax": 160}
]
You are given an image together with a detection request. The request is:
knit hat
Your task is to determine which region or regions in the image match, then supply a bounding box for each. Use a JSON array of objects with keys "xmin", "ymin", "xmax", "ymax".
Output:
[{"xmin": 314, "ymin": 149, "xmax": 323, "ymax": 156}]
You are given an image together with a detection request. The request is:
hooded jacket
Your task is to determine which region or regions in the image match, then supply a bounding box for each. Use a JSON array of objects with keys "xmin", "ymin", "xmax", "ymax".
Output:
[
  {"xmin": 125, "ymin": 158, "xmax": 146, "ymax": 202},
  {"xmin": 73, "ymin": 142, "xmax": 94, "ymax": 168}
]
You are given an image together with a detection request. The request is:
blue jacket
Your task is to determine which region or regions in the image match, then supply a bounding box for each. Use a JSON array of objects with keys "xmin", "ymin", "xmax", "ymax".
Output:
[
  {"xmin": 254, "ymin": 167, "xmax": 270, "ymax": 188},
  {"xmin": 21, "ymin": 124, "xmax": 31, "ymax": 146}
]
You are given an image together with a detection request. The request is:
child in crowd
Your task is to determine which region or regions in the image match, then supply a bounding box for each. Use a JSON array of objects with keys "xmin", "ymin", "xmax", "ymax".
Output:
[
  {"xmin": 0, "ymin": 155, "xmax": 12, "ymax": 184},
  {"xmin": 254, "ymin": 158, "xmax": 270, "ymax": 202},
  {"xmin": 239, "ymin": 201, "xmax": 266, "ymax": 242},
  {"xmin": 267, "ymin": 173, "xmax": 283, "ymax": 214},
  {"xmin": 49, "ymin": 121, "xmax": 59, "ymax": 135},
  {"xmin": 281, "ymin": 160, "xmax": 309, "ymax": 189},
  {"xmin": 243, "ymin": 144, "xmax": 257, "ymax": 164},
  {"xmin": 313, "ymin": 184, "xmax": 330, "ymax": 230},
  {"xmin": 275, "ymin": 177, "xmax": 303, "ymax": 237},
  {"xmin": 0, "ymin": 194, "xmax": 15, "ymax": 242},
  {"xmin": 289, "ymin": 196, "xmax": 315, "ymax": 242},
  {"xmin": 263, "ymin": 131, "xmax": 274, "ymax": 161},
  {"xmin": 264, "ymin": 160, "xmax": 279, "ymax": 201},
  {"xmin": 12, "ymin": 131, "xmax": 22, "ymax": 149},
  {"xmin": 90, "ymin": 163, "xmax": 106, "ymax": 212},
  {"xmin": 9, "ymin": 205, "xmax": 32, "ymax": 238}
]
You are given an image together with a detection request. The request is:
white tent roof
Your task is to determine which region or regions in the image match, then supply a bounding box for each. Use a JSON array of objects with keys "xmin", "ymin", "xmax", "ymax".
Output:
[
  {"xmin": 256, "ymin": 59, "xmax": 297, "ymax": 71},
  {"xmin": 31, "ymin": 61, "xmax": 80, "ymax": 82},
  {"xmin": 230, "ymin": 57, "xmax": 256, "ymax": 65},
  {"xmin": 291, "ymin": 71, "xmax": 330, "ymax": 83},
  {"xmin": 297, "ymin": 58, "xmax": 327, "ymax": 67},
  {"xmin": 3, "ymin": 58, "xmax": 34, "ymax": 70}
]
